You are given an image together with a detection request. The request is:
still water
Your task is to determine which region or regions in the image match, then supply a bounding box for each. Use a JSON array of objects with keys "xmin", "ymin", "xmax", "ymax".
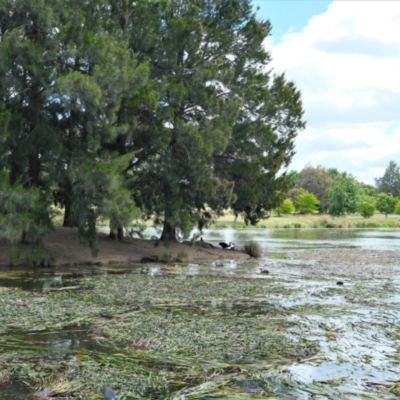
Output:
[{"xmin": 201, "ymin": 227, "xmax": 400, "ymax": 251}]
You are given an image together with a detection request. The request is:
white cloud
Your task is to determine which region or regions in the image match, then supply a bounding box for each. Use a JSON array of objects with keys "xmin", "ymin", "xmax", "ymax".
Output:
[{"xmin": 267, "ymin": 1, "xmax": 400, "ymax": 184}]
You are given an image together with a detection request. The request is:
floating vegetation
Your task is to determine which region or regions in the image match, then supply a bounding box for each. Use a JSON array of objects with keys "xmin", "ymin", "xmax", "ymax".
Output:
[
  {"xmin": 0, "ymin": 233, "xmax": 399, "ymax": 399},
  {"xmin": 0, "ymin": 273, "xmax": 317, "ymax": 399}
]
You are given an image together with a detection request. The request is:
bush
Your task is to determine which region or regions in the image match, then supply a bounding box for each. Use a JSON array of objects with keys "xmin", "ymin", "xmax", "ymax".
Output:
[
  {"xmin": 395, "ymin": 200, "xmax": 400, "ymax": 215},
  {"xmin": 176, "ymin": 248, "xmax": 188, "ymax": 262},
  {"xmin": 296, "ymin": 191, "xmax": 319, "ymax": 214},
  {"xmin": 359, "ymin": 196, "xmax": 376, "ymax": 218},
  {"xmin": 376, "ymin": 192, "xmax": 397, "ymax": 217},
  {"xmin": 244, "ymin": 241, "xmax": 262, "ymax": 258},
  {"xmin": 274, "ymin": 198, "xmax": 295, "ymax": 216}
]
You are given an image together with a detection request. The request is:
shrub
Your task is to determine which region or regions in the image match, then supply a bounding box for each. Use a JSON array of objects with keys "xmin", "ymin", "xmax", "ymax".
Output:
[
  {"xmin": 296, "ymin": 191, "xmax": 320, "ymax": 214},
  {"xmin": 160, "ymin": 251, "xmax": 174, "ymax": 263},
  {"xmin": 395, "ymin": 200, "xmax": 400, "ymax": 215},
  {"xmin": 244, "ymin": 241, "xmax": 262, "ymax": 258},
  {"xmin": 176, "ymin": 249, "xmax": 188, "ymax": 262},
  {"xmin": 359, "ymin": 196, "xmax": 376, "ymax": 218},
  {"xmin": 274, "ymin": 198, "xmax": 295, "ymax": 216},
  {"xmin": 376, "ymin": 192, "xmax": 397, "ymax": 218}
]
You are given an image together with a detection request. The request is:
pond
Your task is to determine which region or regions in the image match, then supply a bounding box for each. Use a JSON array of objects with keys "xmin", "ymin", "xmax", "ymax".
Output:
[{"xmin": 0, "ymin": 228, "xmax": 399, "ymax": 399}]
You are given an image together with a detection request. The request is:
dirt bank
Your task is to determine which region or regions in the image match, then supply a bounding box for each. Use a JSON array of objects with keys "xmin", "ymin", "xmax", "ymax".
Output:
[{"xmin": 0, "ymin": 226, "xmax": 247, "ymax": 268}]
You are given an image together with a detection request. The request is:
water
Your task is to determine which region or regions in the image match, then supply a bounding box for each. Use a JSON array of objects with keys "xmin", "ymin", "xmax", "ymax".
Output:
[
  {"xmin": 201, "ymin": 227, "xmax": 400, "ymax": 251},
  {"xmin": 99, "ymin": 225, "xmax": 400, "ymax": 251},
  {"xmin": 1, "ymin": 228, "xmax": 400, "ymax": 399}
]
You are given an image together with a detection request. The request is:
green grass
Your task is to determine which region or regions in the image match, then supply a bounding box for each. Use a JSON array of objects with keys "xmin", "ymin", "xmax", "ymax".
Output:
[
  {"xmin": 213, "ymin": 212, "xmax": 400, "ymax": 229},
  {"xmin": 51, "ymin": 206, "xmax": 400, "ymax": 231}
]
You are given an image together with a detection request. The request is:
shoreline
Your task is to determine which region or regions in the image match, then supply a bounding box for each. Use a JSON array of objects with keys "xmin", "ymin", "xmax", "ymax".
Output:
[{"xmin": 0, "ymin": 226, "xmax": 247, "ymax": 268}]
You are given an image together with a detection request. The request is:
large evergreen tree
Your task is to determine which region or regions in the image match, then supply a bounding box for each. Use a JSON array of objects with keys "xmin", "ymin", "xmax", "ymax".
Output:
[
  {"xmin": 0, "ymin": 0, "xmax": 306, "ymax": 252},
  {"xmin": 0, "ymin": 0, "xmax": 64, "ymax": 243},
  {"xmin": 123, "ymin": 0, "xmax": 305, "ymax": 238},
  {"xmin": 375, "ymin": 161, "xmax": 400, "ymax": 198},
  {"xmin": 0, "ymin": 0, "xmax": 148, "ymax": 251}
]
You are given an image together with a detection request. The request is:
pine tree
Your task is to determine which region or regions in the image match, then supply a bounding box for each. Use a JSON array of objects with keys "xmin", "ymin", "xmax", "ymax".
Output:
[
  {"xmin": 124, "ymin": 0, "xmax": 305, "ymax": 238},
  {"xmin": 375, "ymin": 161, "xmax": 400, "ymax": 198},
  {"xmin": 0, "ymin": 0, "xmax": 149, "ymax": 251}
]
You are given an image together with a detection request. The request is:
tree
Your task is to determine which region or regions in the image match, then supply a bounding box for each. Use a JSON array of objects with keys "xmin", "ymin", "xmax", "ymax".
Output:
[
  {"xmin": 376, "ymin": 193, "xmax": 397, "ymax": 218},
  {"xmin": 359, "ymin": 182, "xmax": 378, "ymax": 197},
  {"xmin": 275, "ymin": 198, "xmax": 295, "ymax": 216},
  {"xmin": 328, "ymin": 173, "xmax": 362, "ymax": 216},
  {"xmin": 394, "ymin": 200, "xmax": 400, "ymax": 215},
  {"xmin": 0, "ymin": 0, "xmax": 148, "ymax": 250},
  {"xmin": 0, "ymin": 175, "xmax": 52, "ymax": 246},
  {"xmin": 375, "ymin": 161, "xmax": 400, "ymax": 198},
  {"xmin": 0, "ymin": 0, "xmax": 306, "ymax": 252},
  {"xmin": 296, "ymin": 191, "xmax": 319, "ymax": 214},
  {"xmin": 125, "ymin": 0, "xmax": 305, "ymax": 238},
  {"xmin": 287, "ymin": 170, "xmax": 301, "ymax": 188},
  {"xmin": 296, "ymin": 164, "xmax": 333, "ymax": 213},
  {"xmin": 359, "ymin": 196, "xmax": 376, "ymax": 218},
  {"xmin": 287, "ymin": 187, "xmax": 305, "ymax": 214}
]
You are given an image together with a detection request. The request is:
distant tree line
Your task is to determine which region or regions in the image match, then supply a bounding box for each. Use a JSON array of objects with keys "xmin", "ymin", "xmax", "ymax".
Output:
[
  {"xmin": 274, "ymin": 161, "xmax": 400, "ymax": 218},
  {"xmin": 0, "ymin": 0, "xmax": 305, "ymax": 254}
]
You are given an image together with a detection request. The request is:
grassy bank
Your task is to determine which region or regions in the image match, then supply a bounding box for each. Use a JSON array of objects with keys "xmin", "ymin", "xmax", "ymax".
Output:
[
  {"xmin": 52, "ymin": 207, "xmax": 400, "ymax": 231},
  {"xmin": 212, "ymin": 213, "xmax": 400, "ymax": 229}
]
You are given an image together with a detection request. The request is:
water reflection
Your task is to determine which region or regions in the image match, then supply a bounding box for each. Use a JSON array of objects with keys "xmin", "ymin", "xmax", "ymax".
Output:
[
  {"xmin": 200, "ymin": 228, "xmax": 400, "ymax": 252},
  {"xmin": 0, "ymin": 381, "xmax": 32, "ymax": 400},
  {"xmin": 0, "ymin": 327, "xmax": 113, "ymax": 356}
]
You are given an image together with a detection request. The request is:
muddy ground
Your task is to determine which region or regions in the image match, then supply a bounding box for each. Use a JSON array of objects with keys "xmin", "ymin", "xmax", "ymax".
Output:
[{"xmin": 0, "ymin": 226, "xmax": 247, "ymax": 268}]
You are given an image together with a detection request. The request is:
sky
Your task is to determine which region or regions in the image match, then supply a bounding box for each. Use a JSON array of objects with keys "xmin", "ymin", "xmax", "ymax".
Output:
[{"xmin": 253, "ymin": 0, "xmax": 400, "ymax": 185}]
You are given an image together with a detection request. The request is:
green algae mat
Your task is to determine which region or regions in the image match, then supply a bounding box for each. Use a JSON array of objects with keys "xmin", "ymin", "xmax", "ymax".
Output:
[{"xmin": 0, "ymin": 260, "xmax": 399, "ymax": 399}]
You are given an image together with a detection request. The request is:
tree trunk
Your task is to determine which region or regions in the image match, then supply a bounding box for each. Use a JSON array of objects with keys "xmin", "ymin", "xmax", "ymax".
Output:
[
  {"xmin": 160, "ymin": 220, "xmax": 177, "ymax": 241},
  {"xmin": 28, "ymin": 150, "xmax": 41, "ymax": 187},
  {"xmin": 117, "ymin": 226, "xmax": 124, "ymax": 240},
  {"xmin": 63, "ymin": 198, "xmax": 75, "ymax": 227}
]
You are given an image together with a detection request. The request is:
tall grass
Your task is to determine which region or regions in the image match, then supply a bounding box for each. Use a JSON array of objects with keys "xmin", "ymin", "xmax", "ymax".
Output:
[{"xmin": 243, "ymin": 241, "xmax": 262, "ymax": 258}]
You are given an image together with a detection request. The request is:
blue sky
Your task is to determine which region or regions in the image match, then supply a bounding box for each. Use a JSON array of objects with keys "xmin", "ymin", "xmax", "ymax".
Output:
[
  {"xmin": 250, "ymin": 0, "xmax": 400, "ymax": 184},
  {"xmin": 253, "ymin": 0, "xmax": 332, "ymax": 43}
]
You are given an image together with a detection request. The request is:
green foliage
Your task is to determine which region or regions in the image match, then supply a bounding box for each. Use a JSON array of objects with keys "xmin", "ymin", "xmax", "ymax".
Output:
[
  {"xmin": 296, "ymin": 165, "xmax": 333, "ymax": 213},
  {"xmin": 287, "ymin": 187, "xmax": 305, "ymax": 212},
  {"xmin": 328, "ymin": 173, "xmax": 362, "ymax": 216},
  {"xmin": 71, "ymin": 153, "xmax": 139, "ymax": 255},
  {"xmin": 375, "ymin": 161, "xmax": 400, "ymax": 198},
  {"xmin": 359, "ymin": 196, "xmax": 376, "ymax": 218},
  {"xmin": 359, "ymin": 182, "xmax": 378, "ymax": 197},
  {"xmin": 395, "ymin": 200, "xmax": 400, "ymax": 215},
  {"xmin": 376, "ymin": 192, "xmax": 397, "ymax": 217},
  {"xmin": 0, "ymin": 177, "xmax": 53, "ymax": 246},
  {"xmin": 296, "ymin": 191, "xmax": 319, "ymax": 214},
  {"xmin": 243, "ymin": 241, "xmax": 262, "ymax": 258},
  {"xmin": 128, "ymin": 0, "xmax": 305, "ymax": 234},
  {"xmin": 275, "ymin": 198, "xmax": 295, "ymax": 216},
  {"xmin": 0, "ymin": 0, "xmax": 305, "ymax": 252},
  {"xmin": 286, "ymin": 170, "xmax": 301, "ymax": 188}
]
